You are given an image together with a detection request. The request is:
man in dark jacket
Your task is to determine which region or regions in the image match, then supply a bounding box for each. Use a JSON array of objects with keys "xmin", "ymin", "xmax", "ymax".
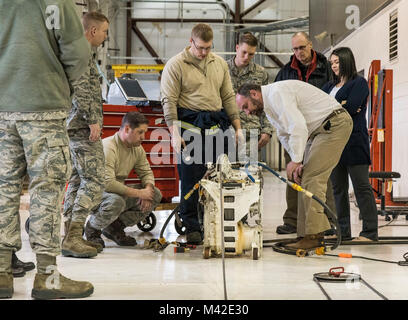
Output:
[
  {"xmin": 274, "ymin": 32, "xmax": 331, "ymax": 234},
  {"xmin": 275, "ymin": 32, "xmax": 330, "ymax": 87}
]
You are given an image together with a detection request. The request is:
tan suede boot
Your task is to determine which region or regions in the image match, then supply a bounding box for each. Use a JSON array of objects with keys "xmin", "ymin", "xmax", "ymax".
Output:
[
  {"xmin": 31, "ymin": 254, "xmax": 94, "ymax": 299},
  {"xmin": 0, "ymin": 249, "xmax": 13, "ymax": 299},
  {"xmin": 83, "ymin": 238, "xmax": 103, "ymax": 253},
  {"xmin": 286, "ymin": 232, "xmax": 325, "ymax": 250},
  {"xmin": 65, "ymin": 219, "xmax": 103, "ymax": 253},
  {"xmin": 61, "ymin": 221, "xmax": 97, "ymax": 258}
]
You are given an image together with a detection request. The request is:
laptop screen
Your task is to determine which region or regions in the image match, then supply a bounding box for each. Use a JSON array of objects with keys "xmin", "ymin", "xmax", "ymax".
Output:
[{"xmin": 115, "ymin": 78, "xmax": 148, "ymax": 101}]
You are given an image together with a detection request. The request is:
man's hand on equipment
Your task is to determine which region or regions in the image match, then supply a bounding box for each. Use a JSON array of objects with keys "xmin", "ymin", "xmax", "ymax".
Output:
[
  {"xmin": 89, "ymin": 123, "xmax": 101, "ymax": 142},
  {"xmin": 258, "ymin": 133, "xmax": 271, "ymax": 149},
  {"xmin": 286, "ymin": 161, "xmax": 302, "ymax": 184},
  {"xmin": 235, "ymin": 128, "xmax": 245, "ymax": 147},
  {"xmin": 230, "ymin": 119, "xmax": 243, "ymax": 147}
]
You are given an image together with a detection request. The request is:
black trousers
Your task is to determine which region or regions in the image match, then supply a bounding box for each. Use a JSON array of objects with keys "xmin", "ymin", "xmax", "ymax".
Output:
[
  {"xmin": 330, "ymin": 163, "xmax": 378, "ymax": 240},
  {"xmin": 177, "ymin": 128, "xmax": 235, "ymax": 234}
]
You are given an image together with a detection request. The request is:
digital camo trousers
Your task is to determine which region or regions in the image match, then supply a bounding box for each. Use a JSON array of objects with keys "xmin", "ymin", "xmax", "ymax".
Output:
[
  {"xmin": 0, "ymin": 119, "xmax": 71, "ymax": 256},
  {"xmin": 63, "ymin": 135, "xmax": 105, "ymax": 224},
  {"xmin": 88, "ymin": 184, "xmax": 162, "ymax": 230}
]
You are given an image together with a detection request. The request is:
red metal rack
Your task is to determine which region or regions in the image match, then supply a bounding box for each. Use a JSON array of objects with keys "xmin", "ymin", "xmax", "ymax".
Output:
[{"xmin": 367, "ymin": 60, "xmax": 408, "ymax": 218}]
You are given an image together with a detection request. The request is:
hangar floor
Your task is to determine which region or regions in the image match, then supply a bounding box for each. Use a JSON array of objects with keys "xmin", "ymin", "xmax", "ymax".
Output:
[{"xmin": 10, "ymin": 170, "xmax": 408, "ymax": 300}]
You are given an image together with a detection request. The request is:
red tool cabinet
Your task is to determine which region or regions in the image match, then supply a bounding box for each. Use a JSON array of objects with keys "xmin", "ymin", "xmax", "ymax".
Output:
[{"xmin": 102, "ymin": 104, "xmax": 179, "ymax": 203}]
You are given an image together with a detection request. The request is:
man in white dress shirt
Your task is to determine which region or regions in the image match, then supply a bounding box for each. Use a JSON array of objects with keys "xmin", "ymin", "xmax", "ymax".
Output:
[{"xmin": 236, "ymin": 80, "xmax": 353, "ymax": 250}]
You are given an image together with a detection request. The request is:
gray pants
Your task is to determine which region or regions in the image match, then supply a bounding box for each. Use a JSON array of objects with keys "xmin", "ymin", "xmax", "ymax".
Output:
[
  {"xmin": 297, "ymin": 111, "xmax": 353, "ymax": 236},
  {"xmin": 0, "ymin": 119, "xmax": 70, "ymax": 258},
  {"xmin": 331, "ymin": 163, "xmax": 378, "ymax": 240},
  {"xmin": 88, "ymin": 184, "xmax": 162, "ymax": 230}
]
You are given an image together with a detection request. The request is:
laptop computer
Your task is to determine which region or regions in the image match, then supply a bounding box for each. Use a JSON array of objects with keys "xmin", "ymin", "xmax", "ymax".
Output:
[{"xmin": 115, "ymin": 78, "xmax": 148, "ymax": 102}]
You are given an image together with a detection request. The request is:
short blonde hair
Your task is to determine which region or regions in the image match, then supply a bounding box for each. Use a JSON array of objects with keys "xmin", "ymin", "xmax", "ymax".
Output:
[
  {"xmin": 82, "ymin": 11, "xmax": 109, "ymax": 31},
  {"xmin": 191, "ymin": 23, "xmax": 213, "ymax": 42},
  {"xmin": 239, "ymin": 32, "xmax": 258, "ymax": 47}
]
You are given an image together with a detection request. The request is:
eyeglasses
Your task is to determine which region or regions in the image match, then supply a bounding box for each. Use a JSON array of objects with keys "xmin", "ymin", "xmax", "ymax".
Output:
[
  {"xmin": 191, "ymin": 38, "xmax": 214, "ymax": 52},
  {"xmin": 292, "ymin": 45, "xmax": 308, "ymax": 52}
]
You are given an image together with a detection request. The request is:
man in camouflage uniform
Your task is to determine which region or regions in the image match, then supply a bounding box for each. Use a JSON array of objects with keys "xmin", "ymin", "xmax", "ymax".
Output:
[
  {"xmin": 226, "ymin": 32, "xmax": 273, "ymax": 160},
  {"xmin": 84, "ymin": 112, "xmax": 162, "ymax": 247},
  {"xmin": 0, "ymin": 0, "xmax": 93, "ymax": 299},
  {"xmin": 62, "ymin": 12, "xmax": 109, "ymax": 258}
]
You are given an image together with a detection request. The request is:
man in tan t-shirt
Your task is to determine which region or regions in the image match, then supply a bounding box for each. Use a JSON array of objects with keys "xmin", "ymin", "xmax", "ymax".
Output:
[
  {"xmin": 161, "ymin": 23, "xmax": 243, "ymax": 245},
  {"xmin": 84, "ymin": 112, "xmax": 162, "ymax": 247}
]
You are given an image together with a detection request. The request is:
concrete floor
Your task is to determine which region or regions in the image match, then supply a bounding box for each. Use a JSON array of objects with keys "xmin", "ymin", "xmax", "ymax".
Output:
[{"xmin": 11, "ymin": 171, "xmax": 408, "ymax": 300}]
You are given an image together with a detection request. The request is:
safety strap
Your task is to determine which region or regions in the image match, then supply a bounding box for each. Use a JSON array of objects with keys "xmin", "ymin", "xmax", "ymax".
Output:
[{"xmin": 180, "ymin": 121, "xmax": 221, "ymax": 135}]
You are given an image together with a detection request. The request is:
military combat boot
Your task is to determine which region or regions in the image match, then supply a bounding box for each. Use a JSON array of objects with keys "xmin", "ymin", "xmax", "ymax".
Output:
[
  {"xmin": 83, "ymin": 237, "xmax": 103, "ymax": 253},
  {"xmin": 0, "ymin": 249, "xmax": 13, "ymax": 299},
  {"xmin": 12, "ymin": 252, "xmax": 35, "ymax": 272},
  {"xmin": 65, "ymin": 219, "xmax": 103, "ymax": 253},
  {"xmin": 62, "ymin": 221, "xmax": 97, "ymax": 258},
  {"xmin": 102, "ymin": 218, "xmax": 136, "ymax": 246},
  {"xmin": 12, "ymin": 265, "xmax": 25, "ymax": 278},
  {"xmin": 31, "ymin": 254, "xmax": 94, "ymax": 300},
  {"xmin": 84, "ymin": 221, "xmax": 105, "ymax": 248}
]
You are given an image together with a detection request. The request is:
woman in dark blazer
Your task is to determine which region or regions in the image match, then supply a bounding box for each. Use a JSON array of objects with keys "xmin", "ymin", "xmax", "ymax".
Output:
[{"xmin": 322, "ymin": 47, "xmax": 378, "ymax": 241}]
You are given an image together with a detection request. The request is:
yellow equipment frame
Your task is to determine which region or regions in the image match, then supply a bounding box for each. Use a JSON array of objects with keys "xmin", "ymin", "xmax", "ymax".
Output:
[{"xmin": 111, "ymin": 64, "xmax": 164, "ymax": 78}]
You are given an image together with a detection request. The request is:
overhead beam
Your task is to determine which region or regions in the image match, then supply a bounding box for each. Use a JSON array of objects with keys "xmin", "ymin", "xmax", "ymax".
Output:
[
  {"xmin": 240, "ymin": 0, "xmax": 266, "ymax": 19},
  {"xmin": 132, "ymin": 18, "xmax": 278, "ymax": 24},
  {"xmin": 132, "ymin": 23, "xmax": 164, "ymax": 65},
  {"xmin": 239, "ymin": 16, "xmax": 309, "ymax": 33}
]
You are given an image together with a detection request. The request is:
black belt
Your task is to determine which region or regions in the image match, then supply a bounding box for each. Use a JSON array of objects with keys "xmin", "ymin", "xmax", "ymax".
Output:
[{"xmin": 324, "ymin": 108, "xmax": 346, "ymax": 122}]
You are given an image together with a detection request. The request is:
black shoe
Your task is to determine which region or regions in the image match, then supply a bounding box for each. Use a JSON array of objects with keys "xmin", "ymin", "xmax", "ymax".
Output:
[
  {"xmin": 276, "ymin": 224, "xmax": 297, "ymax": 234},
  {"xmin": 186, "ymin": 231, "xmax": 203, "ymax": 245},
  {"xmin": 324, "ymin": 228, "xmax": 336, "ymax": 236},
  {"xmin": 12, "ymin": 266, "xmax": 26, "ymax": 278},
  {"xmin": 12, "ymin": 253, "xmax": 35, "ymax": 272}
]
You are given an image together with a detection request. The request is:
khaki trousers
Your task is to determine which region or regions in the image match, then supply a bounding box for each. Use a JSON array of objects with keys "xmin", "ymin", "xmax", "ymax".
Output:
[
  {"xmin": 297, "ymin": 111, "xmax": 353, "ymax": 236},
  {"xmin": 283, "ymin": 154, "xmax": 336, "ymax": 229}
]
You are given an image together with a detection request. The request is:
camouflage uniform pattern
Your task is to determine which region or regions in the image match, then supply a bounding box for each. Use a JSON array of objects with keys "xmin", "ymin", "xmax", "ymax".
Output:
[
  {"xmin": 239, "ymin": 111, "xmax": 274, "ymax": 157},
  {"xmin": 0, "ymin": 249, "xmax": 11, "ymax": 273},
  {"xmin": 0, "ymin": 113, "xmax": 71, "ymax": 257},
  {"xmin": 88, "ymin": 184, "xmax": 162, "ymax": 230},
  {"xmin": 0, "ymin": 111, "xmax": 68, "ymax": 121},
  {"xmin": 67, "ymin": 54, "xmax": 103, "ymax": 130},
  {"xmin": 63, "ymin": 54, "xmax": 105, "ymax": 223},
  {"xmin": 226, "ymin": 57, "xmax": 274, "ymax": 155},
  {"xmin": 63, "ymin": 134, "xmax": 105, "ymax": 223},
  {"xmin": 226, "ymin": 58, "xmax": 269, "ymax": 93}
]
